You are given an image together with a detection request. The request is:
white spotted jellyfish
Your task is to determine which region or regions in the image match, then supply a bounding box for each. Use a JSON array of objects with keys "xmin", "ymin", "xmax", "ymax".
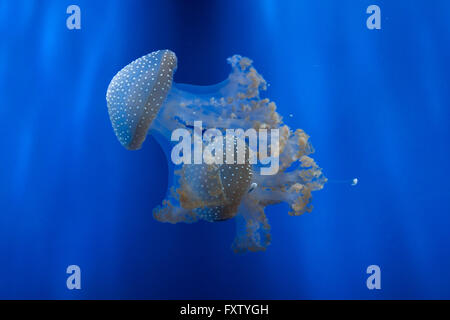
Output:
[{"xmin": 106, "ymin": 49, "xmax": 326, "ymax": 253}]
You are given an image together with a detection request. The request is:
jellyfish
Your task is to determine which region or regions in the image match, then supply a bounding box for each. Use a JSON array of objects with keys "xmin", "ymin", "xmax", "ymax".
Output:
[{"xmin": 106, "ymin": 49, "xmax": 326, "ymax": 253}]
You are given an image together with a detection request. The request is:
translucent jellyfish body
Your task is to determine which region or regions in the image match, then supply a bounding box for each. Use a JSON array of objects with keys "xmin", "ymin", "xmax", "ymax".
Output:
[{"xmin": 106, "ymin": 49, "xmax": 326, "ymax": 253}]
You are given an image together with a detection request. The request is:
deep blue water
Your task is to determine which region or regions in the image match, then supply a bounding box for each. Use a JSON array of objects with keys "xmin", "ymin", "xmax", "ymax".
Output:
[{"xmin": 1, "ymin": 0, "xmax": 449, "ymax": 299}]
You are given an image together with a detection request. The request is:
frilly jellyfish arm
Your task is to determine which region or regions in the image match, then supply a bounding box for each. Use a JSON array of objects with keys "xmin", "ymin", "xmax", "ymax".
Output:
[
  {"xmin": 106, "ymin": 50, "xmax": 326, "ymax": 253},
  {"xmin": 231, "ymin": 128, "xmax": 326, "ymax": 253},
  {"xmin": 154, "ymin": 138, "xmax": 253, "ymax": 224},
  {"xmin": 231, "ymin": 196, "xmax": 271, "ymax": 253},
  {"xmin": 252, "ymin": 127, "xmax": 327, "ymax": 216}
]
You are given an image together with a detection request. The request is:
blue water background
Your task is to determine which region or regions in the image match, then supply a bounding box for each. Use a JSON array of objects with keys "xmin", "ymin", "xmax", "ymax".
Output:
[{"xmin": 0, "ymin": 0, "xmax": 449, "ymax": 299}]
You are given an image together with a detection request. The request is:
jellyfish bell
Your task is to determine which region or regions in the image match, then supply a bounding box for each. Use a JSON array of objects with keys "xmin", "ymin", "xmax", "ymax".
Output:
[
  {"xmin": 106, "ymin": 50, "xmax": 326, "ymax": 253},
  {"xmin": 106, "ymin": 50, "xmax": 177, "ymax": 150}
]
